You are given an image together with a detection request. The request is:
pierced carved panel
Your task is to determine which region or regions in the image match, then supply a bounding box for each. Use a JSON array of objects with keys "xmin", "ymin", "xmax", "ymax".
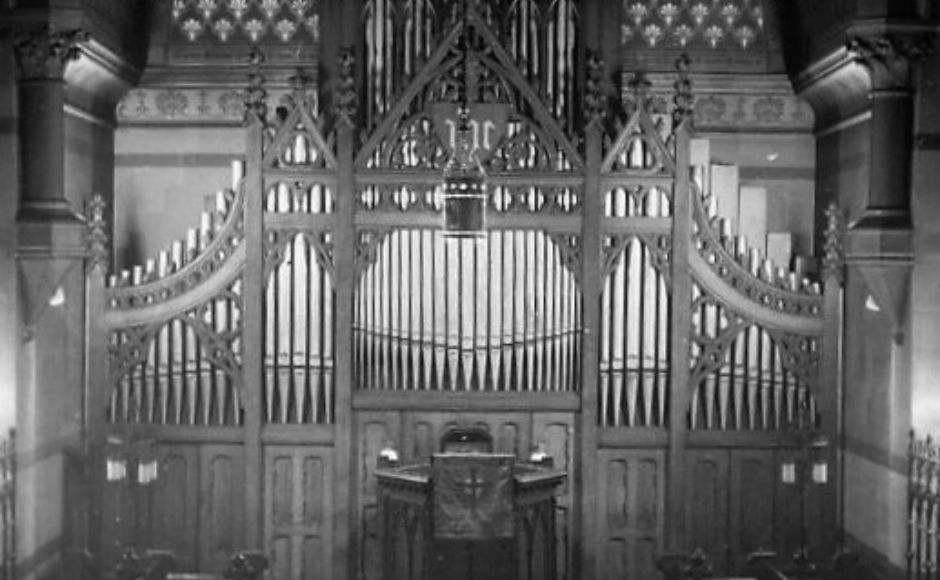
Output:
[
  {"xmin": 600, "ymin": 236, "xmax": 672, "ymax": 427},
  {"xmin": 108, "ymin": 278, "xmax": 244, "ymax": 426},
  {"xmin": 688, "ymin": 283, "xmax": 820, "ymax": 431},
  {"xmin": 691, "ymin": 180, "xmax": 824, "ymax": 319},
  {"xmin": 107, "ymin": 187, "xmax": 244, "ymax": 312}
]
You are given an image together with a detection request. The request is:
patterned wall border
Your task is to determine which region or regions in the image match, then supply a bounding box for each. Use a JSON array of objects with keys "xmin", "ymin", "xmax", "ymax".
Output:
[
  {"xmin": 690, "ymin": 92, "xmax": 813, "ymax": 131},
  {"xmin": 116, "ymin": 86, "xmax": 303, "ymax": 125},
  {"xmin": 117, "ymin": 86, "xmax": 813, "ymax": 131},
  {"xmin": 622, "ymin": 72, "xmax": 815, "ymax": 132}
]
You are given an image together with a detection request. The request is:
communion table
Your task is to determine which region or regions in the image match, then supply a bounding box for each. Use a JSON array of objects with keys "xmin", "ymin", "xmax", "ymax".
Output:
[{"xmin": 376, "ymin": 453, "xmax": 566, "ymax": 580}]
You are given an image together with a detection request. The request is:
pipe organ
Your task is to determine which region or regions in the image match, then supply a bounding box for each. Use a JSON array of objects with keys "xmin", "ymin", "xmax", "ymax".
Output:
[
  {"xmin": 355, "ymin": 229, "xmax": 581, "ymax": 392},
  {"xmin": 90, "ymin": 1, "xmax": 841, "ymax": 578}
]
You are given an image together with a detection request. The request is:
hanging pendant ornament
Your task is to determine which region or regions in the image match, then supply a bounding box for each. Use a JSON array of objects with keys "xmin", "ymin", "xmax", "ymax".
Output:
[
  {"xmin": 441, "ymin": 0, "xmax": 487, "ymax": 239},
  {"xmin": 442, "ymin": 105, "xmax": 487, "ymax": 238}
]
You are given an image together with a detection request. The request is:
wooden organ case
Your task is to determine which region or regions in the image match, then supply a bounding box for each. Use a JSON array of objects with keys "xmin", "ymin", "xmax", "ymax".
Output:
[{"xmin": 87, "ymin": 1, "xmax": 842, "ymax": 579}]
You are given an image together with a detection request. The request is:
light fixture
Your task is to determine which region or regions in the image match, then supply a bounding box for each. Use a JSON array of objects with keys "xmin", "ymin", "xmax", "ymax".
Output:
[
  {"xmin": 441, "ymin": 0, "xmax": 486, "ymax": 239},
  {"xmin": 106, "ymin": 435, "xmax": 127, "ymax": 482},
  {"xmin": 136, "ymin": 439, "xmax": 159, "ymax": 485},
  {"xmin": 137, "ymin": 459, "xmax": 159, "ymax": 485},
  {"xmin": 811, "ymin": 460, "xmax": 828, "ymax": 484},
  {"xmin": 529, "ymin": 442, "xmax": 553, "ymax": 468},
  {"xmin": 377, "ymin": 441, "xmax": 399, "ymax": 468}
]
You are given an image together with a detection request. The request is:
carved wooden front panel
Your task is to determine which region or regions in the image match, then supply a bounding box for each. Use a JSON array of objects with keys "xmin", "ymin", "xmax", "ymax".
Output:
[
  {"xmin": 102, "ymin": 442, "xmax": 243, "ymax": 572},
  {"xmin": 686, "ymin": 449, "xmax": 731, "ymax": 570},
  {"xmin": 596, "ymin": 449, "xmax": 666, "ymax": 580},
  {"xmin": 683, "ymin": 447, "xmax": 826, "ymax": 576},
  {"xmin": 150, "ymin": 445, "xmax": 199, "ymax": 569},
  {"xmin": 402, "ymin": 412, "xmax": 531, "ymax": 463},
  {"xmin": 533, "ymin": 413, "xmax": 575, "ymax": 580},
  {"xmin": 265, "ymin": 445, "xmax": 333, "ymax": 580},
  {"xmin": 357, "ymin": 411, "xmax": 402, "ymax": 580},
  {"xmin": 729, "ymin": 450, "xmax": 776, "ymax": 564},
  {"xmin": 199, "ymin": 445, "xmax": 245, "ymax": 573}
]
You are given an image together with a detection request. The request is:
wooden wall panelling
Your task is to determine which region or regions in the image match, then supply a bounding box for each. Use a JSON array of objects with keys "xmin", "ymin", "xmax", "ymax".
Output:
[
  {"xmin": 773, "ymin": 446, "xmax": 803, "ymax": 562},
  {"xmin": 265, "ymin": 445, "xmax": 334, "ymax": 580},
  {"xmin": 356, "ymin": 411, "xmax": 402, "ymax": 580},
  {"xmin": 596, "ymin": 449, "xmax": 666, "ymax": 580},
  {"xmin": 101, "ymin": 470, "xmax": 137, "ymax": 566},
  {"xmin": 802, "ymin": 468, "xmax": 831, "ymax": 562},
  {"xmin": 728, "ymin": 448, "xmax": 777, "ymax": 574},
  {"xmin": 532, "ymin": 413, "xmax": 575, "ymax": 580},
  {"xmin": 150, "ymin": 444, "xmax": 199, "ymax": 569},
  {"xmin": 198, "ymin": 445, "xmax": 245, "ymax": 573},
  {"xmin": 685, "ymin": 449, "xmax": 730, "ymax": 573}
]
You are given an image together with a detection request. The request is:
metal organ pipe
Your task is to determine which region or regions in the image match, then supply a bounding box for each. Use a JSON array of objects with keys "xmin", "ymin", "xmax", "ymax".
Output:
[{"xmin": 354, "ymin": 229, "xmax": 580, "ymax": 393}]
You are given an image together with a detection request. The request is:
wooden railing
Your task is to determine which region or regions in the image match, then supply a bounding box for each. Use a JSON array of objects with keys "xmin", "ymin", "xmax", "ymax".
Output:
[
  {"xmin": 656, "ymin": 548, "xmax": 862, "ymax": 580},
  {"xmin": 910, "ymin": 431, "xmax": 940, "ymax": 579},
  {"xmin": 0, "ymin": 429, "xmax": 14, "ymax": 580}
]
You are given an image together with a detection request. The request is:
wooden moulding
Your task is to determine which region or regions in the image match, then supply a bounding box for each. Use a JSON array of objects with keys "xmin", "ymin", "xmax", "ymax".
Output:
[{"xmin": 352, "ymin": 390, "xmax": 580, "ymax": 412}]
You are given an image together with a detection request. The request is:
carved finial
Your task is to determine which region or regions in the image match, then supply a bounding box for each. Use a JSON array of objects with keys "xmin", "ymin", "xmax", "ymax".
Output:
[
  {"xmin": 287, "ymin": 68, "xmax": 317, "ymax": 115},
  {"xmin": 243, "ymin": 46, "xmax": 267, "ymax": 124},
  {"xmin": 686, "ymin": 547, "xmax": 713, "ymax": 580},
  {"xmin": 223, "ymin": 550, "xmax": 268, "ymax": 580},
  {"xmin": 624, "ymin": 72, "xmax": 652, "ymax": 115},
  {"xmin": 584, "ymin": 50, "xmax": 606, "ymax": 128},
  {"xmin": 786, "ymin": 548, "xmax": 816, "ymax": 579},
  {"xmin": 822, "ymin": 202, "xmax": 844, "ymax": 284},
  {"xmin": 672, "ymin": 53, "xmax": 694, "ymax": 130},
  {"xmin": 13, "ymin": 28, "xmax": 89, "ymax": 80},
  {"xmin": 846, "ymin": 34, "xmax": 933, "ymax": 90},
  {"xmin": 86, "ymin": 194, "xmax": 109, "ymax": 273},
  {"xmin": 334, "ymin": 47, "xmax": 357, "ymax": 127}
]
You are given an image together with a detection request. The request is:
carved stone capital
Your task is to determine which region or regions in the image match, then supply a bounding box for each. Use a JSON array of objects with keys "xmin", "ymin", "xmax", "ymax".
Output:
[
  {"xmin": 13, "ymin": 28, "xmax": 89, "ymax": 81},
  {"xmin": 846, "ymin": 33, "xmax": 933, "ymax": 92},
  {"xmin": 333, "ymin": 47, "xmax": 358, "ymax": 127}
]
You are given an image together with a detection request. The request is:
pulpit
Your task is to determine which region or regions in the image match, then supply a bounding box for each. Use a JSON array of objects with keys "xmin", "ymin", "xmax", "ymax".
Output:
[{"xmin": 375, "ymin": 432, "xmax": 566, "ymax": 580}]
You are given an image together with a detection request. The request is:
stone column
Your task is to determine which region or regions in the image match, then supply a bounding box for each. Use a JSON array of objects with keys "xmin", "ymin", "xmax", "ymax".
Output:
[
  {"xmin": 839, "ymin": 32, "xmax": 931, "ymax": 578},
  {"xmin": 12, "ymin": 27, "xmax": 90, "ymax": 580},
  {"xmin": 14, "ymin": 28, "xmax": 87, "ymax": 219},
  {"xmin": 843, "ymin": 34, "xmax": 931, "ymax": 333}
]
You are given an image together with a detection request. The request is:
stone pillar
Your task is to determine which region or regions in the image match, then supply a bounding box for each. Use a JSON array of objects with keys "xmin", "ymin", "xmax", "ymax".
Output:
[
  {"xmin": 12, "ymin": 27, "xmax": 90, "ymax": 580},
  {"xmin": 14, "ymin": 28, "xmax": 87, "ymax": 219},
  {"xmin": 839, "ymin": 32, "xmax": 931, "ymax": 579}
]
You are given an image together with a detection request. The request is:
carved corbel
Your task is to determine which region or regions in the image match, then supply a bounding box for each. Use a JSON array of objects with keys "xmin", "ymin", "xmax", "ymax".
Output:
[
  {"xmin": 13, "ymin": 27, "xmax": 88, "ymax": 81},
  {"xmin": 845, "ymin": 33, "xmax": 932, "ymax": 92}
]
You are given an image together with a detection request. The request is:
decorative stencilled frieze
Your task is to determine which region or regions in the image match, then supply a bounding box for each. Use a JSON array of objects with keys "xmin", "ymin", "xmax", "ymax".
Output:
[
  {"xmin": 620, "ymin": 0, "xmax": 766, "ymax": 50},
  {"xmin": 619, "ymin": 88, "xmax": 812, "ymax": 131},
  {"xmin": 170, "ymin": 0, "xmax": 320, "ymax": 44},
  {"xmin": 117, "ymin": 85, "xmax": 812, "ymax": 131},
  {"xmin": 116, "ymin": 87, "xmax": 308, "ymax": 124},
  {"xmin": 694, "ymin": 93, "xmax": 811, "ymax": 129}
]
